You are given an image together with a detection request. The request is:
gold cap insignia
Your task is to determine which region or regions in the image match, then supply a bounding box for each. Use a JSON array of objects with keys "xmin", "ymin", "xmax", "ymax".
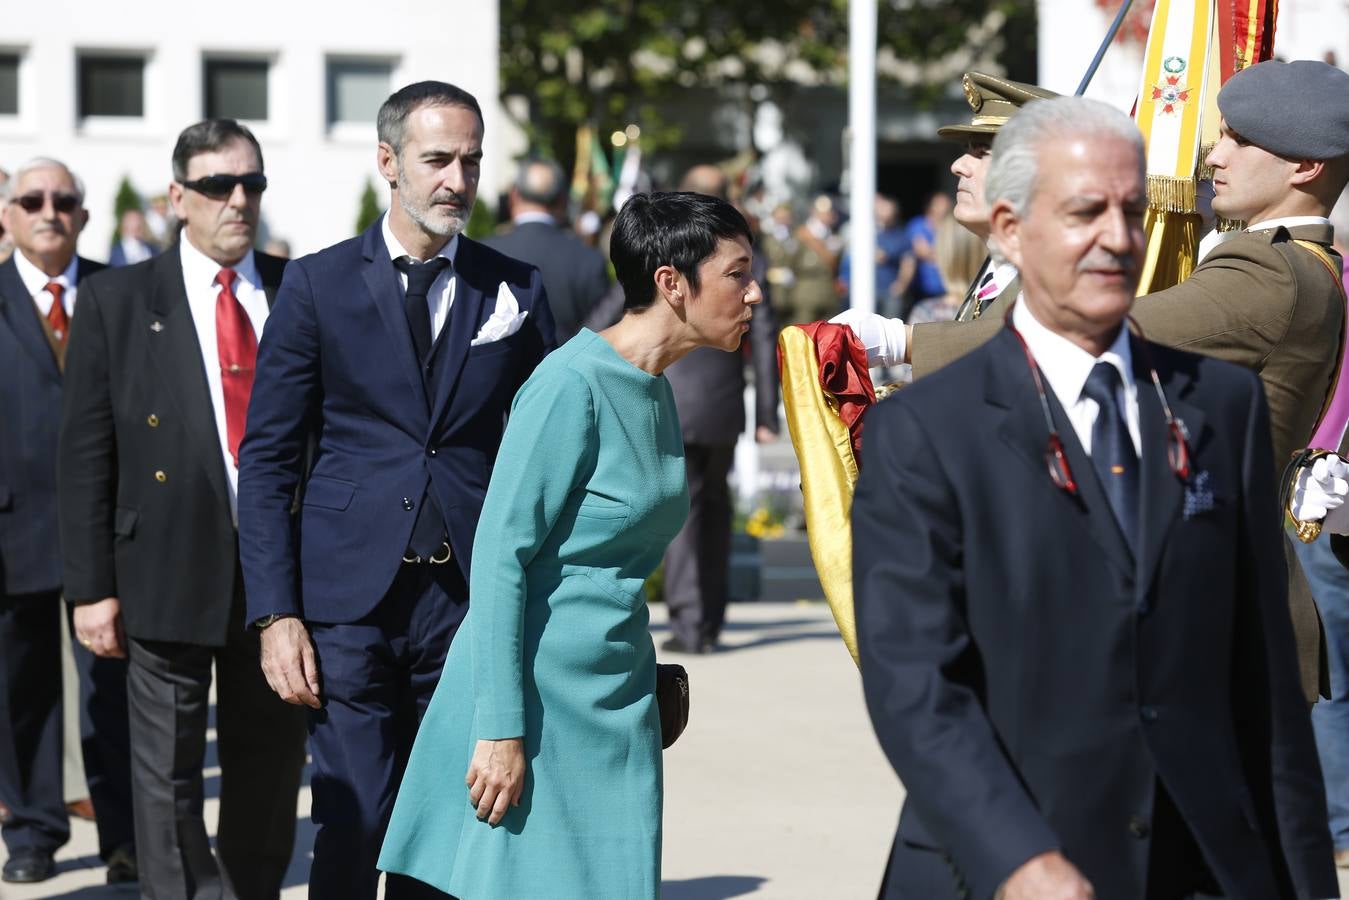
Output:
[{"xmin": 963, "ymin": 74, "xmax": 982, "ymax": 112}]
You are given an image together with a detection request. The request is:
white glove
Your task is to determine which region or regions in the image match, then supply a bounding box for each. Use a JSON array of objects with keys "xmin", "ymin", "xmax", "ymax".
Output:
[
  {"xmin": 828, "ymin": 309, "xmax": 907, "ymax": 369},
  {"xmin": 1292, "ymin": 454, "xmax": 1349, "ymax": 534}
]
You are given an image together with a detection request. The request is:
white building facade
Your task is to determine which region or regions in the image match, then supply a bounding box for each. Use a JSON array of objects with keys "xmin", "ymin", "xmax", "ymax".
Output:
[
  {"xmin": 0, "ymin": 1, "xmax": 514, "ymax": 260},
  {"xmin": 1038, "ymin": 0, "xmax": 1349, "ymax": 111}
]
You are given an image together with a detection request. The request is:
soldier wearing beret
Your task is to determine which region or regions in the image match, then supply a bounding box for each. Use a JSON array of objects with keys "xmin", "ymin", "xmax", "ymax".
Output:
[{"xmin": 843, "ymin": 58, "xmax": 1349, "ymax": 702}]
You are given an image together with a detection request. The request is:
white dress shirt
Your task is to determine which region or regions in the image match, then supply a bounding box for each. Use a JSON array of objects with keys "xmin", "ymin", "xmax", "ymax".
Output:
[
  {"xmin": 381, "ymin": 213, "xmax": 459, "ymax": 342},
  {"xmin": 179, "ymin": 236, "xmax": 270, "ymax": 520},
  {"xmin": 981, "ymin": 260, "xmax": 1020, "ymax": 304},
  {"xmin": 512, "ymin": 211, "xmax": 557, "ymax": 227},
  {"xmin": 1012, "ymin": 300, "xmax": 1141, "ymax": 457},
  {"xmin": 118, "ymin": 237, "xmax": 154, "ymax": 266},
  {"xmin": 13, "ymin": 248, "xmax": 79, "ymax": 320}
]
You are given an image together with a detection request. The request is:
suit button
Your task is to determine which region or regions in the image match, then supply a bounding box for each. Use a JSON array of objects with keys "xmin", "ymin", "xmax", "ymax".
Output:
[
  {"xmin": 427, "ymin": 448, "xmax": 437, "ymax": 457},
  {"xmin": 1127, "ymin": 815, "xmax": 1150, "ymax": 839},
  {"xmin": 402, "ymin": 498, "xmax": 414, "ymax": 510},
  {"xmin": 1140, "ymin": 705, "xmax": 1159, "ymax": 723},
  {"xmin": 147, "ymin": 414, "xmax": 160, "ymax": 427},
  {"xmin": 154, "ymin": 470, "xmax": 167, "ymax": 483}
]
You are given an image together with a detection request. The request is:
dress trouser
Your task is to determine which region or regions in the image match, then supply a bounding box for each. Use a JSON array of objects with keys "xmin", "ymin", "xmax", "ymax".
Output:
[
  {"xmin": 306, "ymin": 563, "xmax": 466, "ymax": 900},
  {"xmin": 0, "ymin": 590, "xmax": 68, "ymax": 856},
  {"xmin": 127, "ymin": 600, "xmax": 307, "ymax": 900},
  {"xmin": 663, "ymin": 443, "xmax": 736, "ymax": 648},
  {"xmin": 1292, "ymin": 534, "xmax": 1349, "ymax": 849},
  {"xmin": 68, "ymin": 606, "xmax": 136, "ymax": 860},
  {"xmin": 60, "ymin": 609, "xmax": 87, "ymax": 803}
]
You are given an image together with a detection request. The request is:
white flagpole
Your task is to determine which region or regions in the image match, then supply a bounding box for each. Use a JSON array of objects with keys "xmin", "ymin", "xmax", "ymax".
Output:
[{"xmin": 848, "ymin": 0, "xmax": 878, "ymax": 315}]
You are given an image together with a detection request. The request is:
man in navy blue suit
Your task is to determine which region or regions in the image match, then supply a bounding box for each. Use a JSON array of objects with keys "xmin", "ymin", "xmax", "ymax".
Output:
[
  {"xmin": 238, "ymin": 81, "xmax": 556, "ymax": 898},
  {"xmin": 853, "ymin": 97, "xmax": 1335, "ymax": 899},
  {"xmin": 0, "ymin": 158, "xmax": 134, "ymax": 885}
]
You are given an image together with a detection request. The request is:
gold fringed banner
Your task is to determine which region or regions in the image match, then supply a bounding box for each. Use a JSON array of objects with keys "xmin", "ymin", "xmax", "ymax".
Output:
[
  {"xmin": 1147, "ymin": 174, "xmax": 1201, "ymax": 213},
  {"xmin": 1138, "ymin": 207, "xmax": 1203, "ymax": 295}
]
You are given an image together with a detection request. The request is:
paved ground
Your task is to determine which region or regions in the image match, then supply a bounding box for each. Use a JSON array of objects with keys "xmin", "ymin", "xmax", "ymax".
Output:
[
  {"xmin": 12, "ymin": 566, "xmax": 1349, "ymax": 898},
  {"xmin": 0, "ymin": 599, "xmax": 902, "ymax": 899}
]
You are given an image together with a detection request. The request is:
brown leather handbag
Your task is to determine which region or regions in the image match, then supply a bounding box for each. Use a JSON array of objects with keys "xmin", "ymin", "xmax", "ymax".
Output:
[{"xmin": 655, "ymin": 663, "xmax": 690, "ymax": 749}]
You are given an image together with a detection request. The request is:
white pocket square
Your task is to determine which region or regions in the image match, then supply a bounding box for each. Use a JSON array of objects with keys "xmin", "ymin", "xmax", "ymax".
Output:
[{"xmin": 471, "ymin": 283, "xmax": 529, "ymax": 346}]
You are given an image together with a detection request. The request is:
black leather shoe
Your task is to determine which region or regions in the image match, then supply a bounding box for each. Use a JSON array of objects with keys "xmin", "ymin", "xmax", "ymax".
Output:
[
  {"xmin": 2, "ymin": 848, "xmax": 56, "ymax": 883},
  {"xmin": 106, "ymin": 844, "xmax": 138, "ymax": 883},
  {"xmin": 661, "ymin": 636, "xmax": 709, "ymax": 655}
]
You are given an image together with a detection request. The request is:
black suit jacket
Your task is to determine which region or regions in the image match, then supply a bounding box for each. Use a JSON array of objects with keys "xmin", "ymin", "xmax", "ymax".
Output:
[
  {"xmin": 58, "ymin": 247, "xmax": 286, "ymax": 646},
  {"xmin": 484, "ymin": 220, "xmax": 609, "ymax": 343},
  {"xmin": 0, "ymin": 255, "xmax": 104, "ymax": 595},
  {"xmin": 664, "ymin": 254, "xmax": 780, "ymax": 445},
  {"xmin": 853, "ymin": 328, "xmax": 1335, "ymax": 900}
]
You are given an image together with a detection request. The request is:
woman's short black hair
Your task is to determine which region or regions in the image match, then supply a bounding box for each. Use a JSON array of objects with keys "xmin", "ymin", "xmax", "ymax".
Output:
[{"xmin": 610, "ymin": 192, "xmax": 752, "ymax": 313}]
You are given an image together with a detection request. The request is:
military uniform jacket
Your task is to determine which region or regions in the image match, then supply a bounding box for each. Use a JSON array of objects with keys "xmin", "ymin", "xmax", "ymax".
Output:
[
  {"xmin": 909, "ymin": 224, "xmax": 1345, "ymax": 700},
  {"xmin": 57, "ymin": 248, "xmax": 287, "ymax": 646}
]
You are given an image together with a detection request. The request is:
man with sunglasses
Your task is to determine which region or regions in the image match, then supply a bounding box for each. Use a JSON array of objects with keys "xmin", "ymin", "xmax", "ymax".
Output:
[
  {"xmin": 854, "ymin": 96, "xmax": 1335, "ymax": 900},
  {"xmin": 59, "ymin": 120, "xmax": 306, "ymax": 899},
  {"xmin": 0, "ymin": 158, "xmax": 137, "ymax": 885}
]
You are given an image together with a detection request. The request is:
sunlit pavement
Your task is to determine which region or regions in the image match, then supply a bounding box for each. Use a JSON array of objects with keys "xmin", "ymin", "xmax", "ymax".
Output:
[{"xmin": 1, "ymin": 599, "xmax": 901, "ymax": 899}]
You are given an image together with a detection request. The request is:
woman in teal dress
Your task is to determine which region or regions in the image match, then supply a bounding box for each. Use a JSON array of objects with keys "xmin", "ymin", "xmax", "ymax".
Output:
[{"xmin": 379, "ymin": 192, "xmax": 762, "ymax": 898}]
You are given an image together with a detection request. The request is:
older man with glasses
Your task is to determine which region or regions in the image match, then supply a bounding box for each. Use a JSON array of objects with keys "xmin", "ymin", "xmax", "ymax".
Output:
[
  {"xmin": 0, "ymin": 158, "xmax": 138, "ymax": 885},
  {"xmin": 58, "ymin": 120, "xmax": 306, "ymax": 899}
]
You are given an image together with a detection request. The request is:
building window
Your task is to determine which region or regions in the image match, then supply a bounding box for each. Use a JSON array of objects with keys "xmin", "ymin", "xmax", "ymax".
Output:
[
  {"xmin": 0, "ymin": 53, "xmax": 18, "ymax": 115},
  {"xmin": 327, "ymin": 60, "xmax": 391, "ymax": 126},
  {"xmin": 204, "ymin": 59, "xmax": 268, "ymax": 121},
  {"xmin": 78, "ymin": 55, "xmax": 144, "ymax": 118}
]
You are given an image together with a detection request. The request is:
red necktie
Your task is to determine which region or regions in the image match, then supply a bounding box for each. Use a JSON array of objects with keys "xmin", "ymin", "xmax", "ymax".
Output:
[
  {"xmin": 46, "ymin": 282, "xmax": 69, "ymax": 345},
  {"xmin": 215, "ymin": 268, "xmax": 257, "ymax": 468}
]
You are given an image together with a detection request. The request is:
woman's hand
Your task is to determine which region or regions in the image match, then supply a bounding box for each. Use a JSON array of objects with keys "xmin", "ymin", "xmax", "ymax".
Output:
[{"xmin": 465, "ymin": 738, "xmax": 526, "ymax": 826}]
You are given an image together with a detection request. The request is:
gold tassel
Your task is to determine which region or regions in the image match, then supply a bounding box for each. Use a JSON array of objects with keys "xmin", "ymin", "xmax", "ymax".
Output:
[
  {"xmin": 1146, "ymin": 175, "xmax": 1199, "ymax": 214},
  {"xmin": 1196, "ymin": 143, "xmax": 1216, "ymax": 181}
]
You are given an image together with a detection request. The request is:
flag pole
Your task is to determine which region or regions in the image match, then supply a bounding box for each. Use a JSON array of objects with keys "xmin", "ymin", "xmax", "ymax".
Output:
[
  {"xmin": 847, "ymin": 0, "xmax": 878, "ymax": 315},
  {"xmin": 1075, "ymin": 0, "xmax": 1138, "ymax": 95}
]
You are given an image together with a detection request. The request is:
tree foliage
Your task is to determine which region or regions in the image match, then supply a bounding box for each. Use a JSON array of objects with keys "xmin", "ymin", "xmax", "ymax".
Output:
[
  {"xmin": 355, "ymin": 178, "xmax": 384, "ymax": 236},
  {"xmin": 500, "ymin": 0, "xmax": 1036, "ymax": 170},
  {"xmin": 110, "ymin": 176, "xmax": 142, "ymax": 249}
]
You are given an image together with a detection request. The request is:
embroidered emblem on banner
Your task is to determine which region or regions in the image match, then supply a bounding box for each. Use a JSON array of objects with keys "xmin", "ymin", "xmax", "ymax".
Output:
[{"xmin": 1152, "ymin": 58, "xmax": 1192, "ymax": 116}]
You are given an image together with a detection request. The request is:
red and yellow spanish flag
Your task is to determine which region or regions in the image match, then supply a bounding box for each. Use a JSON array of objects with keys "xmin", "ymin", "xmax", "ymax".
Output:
[
  {"xmin": 777, "ymin": 324, "xmax": 875, "ymax": 664},
  {"xmin": 1134, "ymin": 0, "xmax": 1278, "ymax": 293}
]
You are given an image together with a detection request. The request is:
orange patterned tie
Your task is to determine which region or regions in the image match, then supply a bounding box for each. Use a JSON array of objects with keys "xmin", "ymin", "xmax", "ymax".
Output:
[{"xmin": 46, "ymin": 282, "xmax": 69, "ymax": 345}]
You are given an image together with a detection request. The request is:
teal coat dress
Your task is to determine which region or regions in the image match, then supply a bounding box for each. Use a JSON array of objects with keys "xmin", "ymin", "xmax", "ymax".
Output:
[{"xmin": 379, "ymin": 329, "xmax": 689, "ymax": 898}]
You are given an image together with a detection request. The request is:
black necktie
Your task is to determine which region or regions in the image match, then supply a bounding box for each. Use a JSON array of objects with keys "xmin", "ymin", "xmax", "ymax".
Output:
[
  {"xmin": 1082, "ymin": 362, "xmax": 1139, "ymax": 548},
  {"xmin": 393, "ymin": 256, "xmax": 451, "ymax": 362}
]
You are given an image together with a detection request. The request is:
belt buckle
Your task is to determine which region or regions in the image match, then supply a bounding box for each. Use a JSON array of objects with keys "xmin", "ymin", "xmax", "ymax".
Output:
[{"xmin": 403, "ymin": 541, "xmax": 452, "ymax": 565}]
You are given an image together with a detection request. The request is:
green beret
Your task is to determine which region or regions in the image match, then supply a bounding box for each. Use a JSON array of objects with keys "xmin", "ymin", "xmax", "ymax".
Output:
[
  {"xmin": 937, "ymin": 72, "xmax": 1059, "ymax": 142},
  {"xmin": 1218, "ymin": 59, "xmax": 1349, "ymax": 160}
]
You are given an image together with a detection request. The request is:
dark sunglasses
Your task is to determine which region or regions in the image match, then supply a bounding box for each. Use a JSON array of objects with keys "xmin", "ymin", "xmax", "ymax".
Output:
[
  {"xmin": 180, "ymin": 172, "xmax": 268, "ymax": 199},
  {"xmin": 14, "ymin": 192, "xmax": 81, "ymax": 214}
]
